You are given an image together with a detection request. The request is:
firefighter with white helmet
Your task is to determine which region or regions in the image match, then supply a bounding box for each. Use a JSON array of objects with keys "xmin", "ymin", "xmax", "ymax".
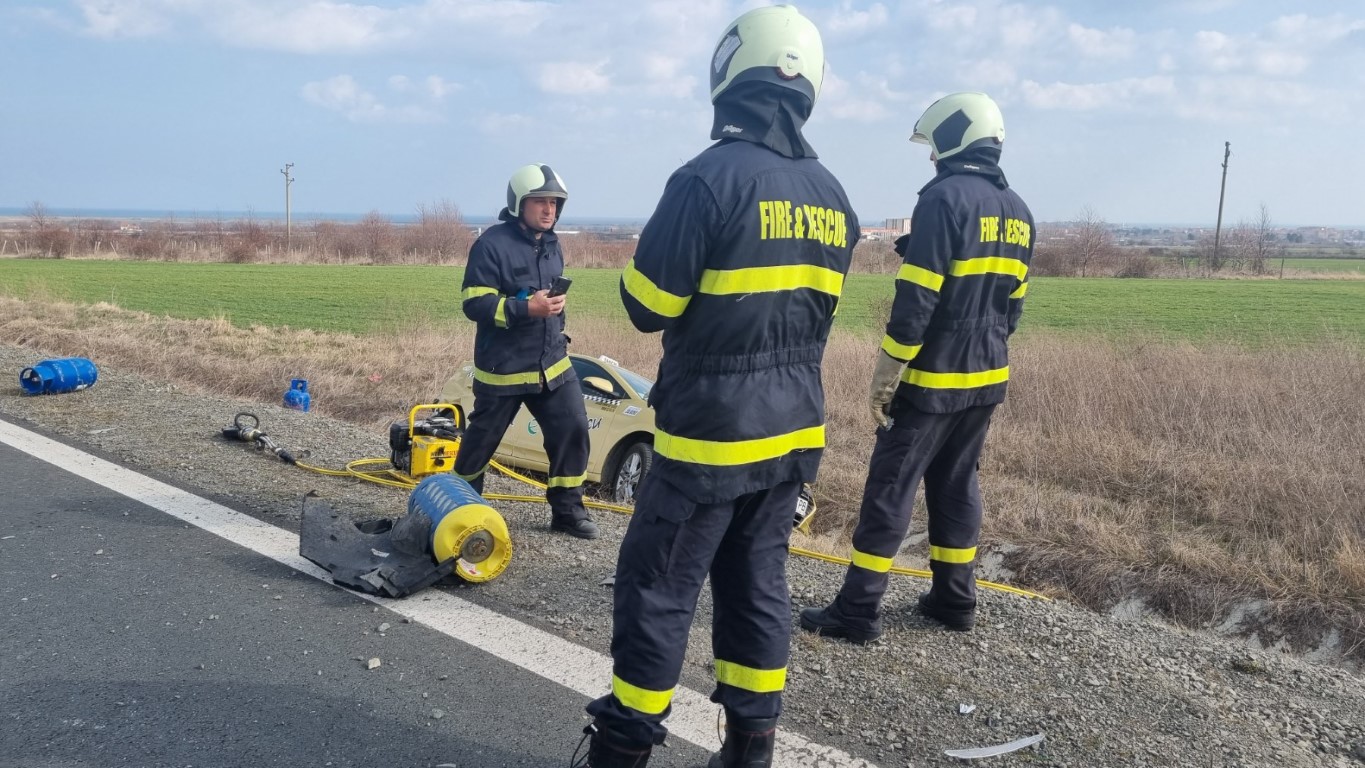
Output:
[
  {"xmin": 801, "ymin": 92, "xmax": 1035, "ymax": 642},
  {"xmin": 454, "ymin": 163, "xmax": 598, "ymax": 540},
  {"xmin": 576, "ymin": 6, "xmax": 858, "ymax": 767}
]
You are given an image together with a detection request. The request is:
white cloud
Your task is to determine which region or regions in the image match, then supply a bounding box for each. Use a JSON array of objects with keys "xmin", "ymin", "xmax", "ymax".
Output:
[
  {"xmin": 1176, "ymin": 74, "xmax": 1318, "ymax": 122},
  {"xmin": 961, "ymin": 60, "xmax": 1019, "ymax": 90},
  {"xmin": 301, "ymin": 74, "xmax": 441, "ymax": 123},
  {"xmin": 1193, "ymin": 30, "xmax": 1241, "ymax": 72},
  {"xmin": 825, "ymin": 2, "xmax": 889, "ymax": 37},
  {"xmin": 75, "ymin": 0, "xmax": 175, "ymax": 38},
  {"xmin": 1067, "ymin": 23, "xmax": 1136, "ymax": 59},
  {"xmin": 70, "ymin": 0, "xmax": 550, "ymax": 53},
  {"xmin": 424, "ymin": 75, "xmax": 459, "ymax": 100},
  {"xmin": 821, "ymin": 72, "xmax": 891, "ymax": 123},
  {"xmin": 537, "ymin": 60, "xmax": 611, "ymax": 95},
  {"xmin": 639, "ymin": 54, "xmax": 698, "ymax": 99},
  {"xmin": 921, "ymin": 1, "xmax": 977, "ymax": 32},
  {"xmin": 476, "ymin": 111, "xmax": 533, "ymax": 136},
  {"xmin": 1253, "ymin": 50, "xmax": 1308, "ymax": 77},
  {"xmin": 1021, "ymin": 76, "xmax": 1175, "ymax": 111}
]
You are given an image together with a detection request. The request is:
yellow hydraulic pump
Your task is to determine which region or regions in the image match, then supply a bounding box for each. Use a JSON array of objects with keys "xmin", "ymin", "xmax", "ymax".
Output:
[{"xmin": 389, "ymin": 403, "xmax": 462, "ymax": 477}]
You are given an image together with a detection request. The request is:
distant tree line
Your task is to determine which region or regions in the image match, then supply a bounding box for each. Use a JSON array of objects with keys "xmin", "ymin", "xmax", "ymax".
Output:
[{"xmin": 5, "ymin": 201, "xmax": 1340, "ymax": 279}]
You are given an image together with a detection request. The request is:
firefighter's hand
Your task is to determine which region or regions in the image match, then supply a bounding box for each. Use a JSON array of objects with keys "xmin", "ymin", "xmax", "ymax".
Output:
[
  {"xmin": 528, "ymin": 290, "xmax": 565, "ymax": 318},
  {"xmin": 869, "ymin": 351, "xmax": 906, "ymax": 429}
]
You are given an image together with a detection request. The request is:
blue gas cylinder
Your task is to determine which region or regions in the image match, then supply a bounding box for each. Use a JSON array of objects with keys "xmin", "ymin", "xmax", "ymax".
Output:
[
  {"xmin": 283, "ymin": 378, "xmax": 311, "ymax": 412},
  {"xmin": 19, "ymin": 357, "xmax": 99, "ymax": 395}
]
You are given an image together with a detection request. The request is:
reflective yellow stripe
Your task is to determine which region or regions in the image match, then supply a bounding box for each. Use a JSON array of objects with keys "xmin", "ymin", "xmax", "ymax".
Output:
[
  {"xmin": 473, "ymin": 356, "xmax": 571, "ymax": 387},
  {"xmin": 456, "ymin": 466, "xmax": 486, "ymax": 482},
  {"xmin": 463, "ymin": 286, "xmax": 499, "ymax": 301},
  {"xmin": 544, "ymin": 355, "xmax": 572, "ymax": 381},
  {"xmin": 930, "ymin": 545, "xmax": 977, "ymax": 564},
  {"xmin": 1009, "ymin": 281, "xmax": 1028, "ymax": 299},
  {"xmin": 851, "ymin": 548, "xmax": 893, "ymax": 573},
  {"xmin": 623, "ymin": 260, "xmax": 690, "ymax": 318},
  {"xmin": 897, "ymin": 263, "xmax": 944, "ymax": 292},
  {"xmin": 699, "ymin": 264, "xmax": 844, "ymax": 297},
  {"xmin": 950, "ymin": 257, "xmax": 1029, "ymax": 280},
  {"xmin": 547, "ymin": 473, "xmax": 587, "ymax": 488},
  {"xmin": 714, "ymin": 660, "xmax": 786, "ymax": 693},
  {"xmin": 612, "ymin": 674, "xmax": 674, "ymax": 716},
  {"xmin": 494, "ymin": 298, "xmax": 508, "ymax": 328},
  {"xmin": 902, "ymin": 366, "xmax": 1009, "ymax": 389},
  {"xmin": 654, "ymin": 425, "xmax": 824, "ymax": 467},
  {"xmin": 880, "ymin": 335, "xmax": 922, "ymax": 362}
]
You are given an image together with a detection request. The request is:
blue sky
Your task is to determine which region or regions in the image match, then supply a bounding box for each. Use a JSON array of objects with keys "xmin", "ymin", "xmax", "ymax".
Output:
[{"xmin": 3, "ymin": 1, "xmax": 1363, "ymax": 227}]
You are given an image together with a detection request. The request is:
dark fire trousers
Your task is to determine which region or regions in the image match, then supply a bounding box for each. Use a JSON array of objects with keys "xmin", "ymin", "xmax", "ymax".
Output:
[
  {"xmin": 835, "ymin": 403, "xmax": 996, "ymax": 619},
  {"xmin": 453, "ymin": 381, "xmax": 590, "ymax": 522},
  {"xmin": 586, "ymin": 476, "xmax": 802, "ymax": 748}
]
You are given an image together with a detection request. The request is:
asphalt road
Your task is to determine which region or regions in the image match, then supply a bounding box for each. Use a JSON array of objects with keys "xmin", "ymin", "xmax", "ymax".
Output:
[{"xmin": 0, "ymin": 428, "xmax": 712, "ymax": 768}]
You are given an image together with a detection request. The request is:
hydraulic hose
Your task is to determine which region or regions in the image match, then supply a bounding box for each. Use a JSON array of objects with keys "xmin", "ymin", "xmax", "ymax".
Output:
[{"xmin": 278, "ymin": 423, "xmax": 1047, "ymax": 600}]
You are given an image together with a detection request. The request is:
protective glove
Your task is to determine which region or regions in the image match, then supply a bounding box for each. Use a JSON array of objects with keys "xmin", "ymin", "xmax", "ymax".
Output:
[{"xmin": 869, "ymin": 351, "xmax": 906, "ymax": 429}]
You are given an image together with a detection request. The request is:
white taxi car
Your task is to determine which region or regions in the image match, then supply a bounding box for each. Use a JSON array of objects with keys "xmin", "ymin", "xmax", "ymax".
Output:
[{"xmin": 438, "ymin": 354, "xmax": 657, "ymax": 503}]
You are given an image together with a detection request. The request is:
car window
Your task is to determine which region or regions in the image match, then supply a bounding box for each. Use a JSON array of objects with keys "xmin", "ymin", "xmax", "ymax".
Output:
[
  {"xmin": 614, "ymin": 366, "xmax": 653, "ymax": 400},
  {"xmin": 571, "ymin": 357, "xmax": 625, "ymax": 398}
]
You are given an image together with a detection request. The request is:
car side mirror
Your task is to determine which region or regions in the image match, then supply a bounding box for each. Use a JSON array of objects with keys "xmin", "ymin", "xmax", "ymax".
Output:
[{"xmin": 582, "ymin": 376, "xmax": 621, "ymax": 398}]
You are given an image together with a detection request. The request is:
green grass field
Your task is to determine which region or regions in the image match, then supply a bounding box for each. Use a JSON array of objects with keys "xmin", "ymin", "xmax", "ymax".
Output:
[{"xmin": 3, "ymin": 260, "xmax": 1363, "ymax": 344}]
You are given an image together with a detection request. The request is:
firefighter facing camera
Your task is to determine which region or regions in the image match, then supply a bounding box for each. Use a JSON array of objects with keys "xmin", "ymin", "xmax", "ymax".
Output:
[
  {"xmin": 576, "ymin": 6, "xmax": 859, "ymax": 768},
  {"xmin": 800, "ymin": 92, "xmax": 1035, "ymax": 643},
  {"xmin": 454, "ymin": 164, "xmax": 598, "ymax": 540}
]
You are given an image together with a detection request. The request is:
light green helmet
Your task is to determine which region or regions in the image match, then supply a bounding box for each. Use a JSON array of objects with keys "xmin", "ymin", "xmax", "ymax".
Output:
[
  {"xmin": 709, "ymin": 4, "xmax": 825, "ymax": 105},
  {"xmin": 505, "ymin": 163, "xmax": 568, "ymax": 218},
  {"xmin": 910, "ymin": 92, "xmax": 1005, "ymax": 160}
]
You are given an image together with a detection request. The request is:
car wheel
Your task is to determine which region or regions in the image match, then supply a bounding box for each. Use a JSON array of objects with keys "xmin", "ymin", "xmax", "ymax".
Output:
[{"xmin": 610, "ymin": 441, "xmax": 653, "ymax": 504}]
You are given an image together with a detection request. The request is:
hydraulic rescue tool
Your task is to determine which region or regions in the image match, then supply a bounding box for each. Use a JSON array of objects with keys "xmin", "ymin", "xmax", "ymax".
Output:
[{"xmin": 221, "ymin": 412, "xmax": 300, "ymax": 464}]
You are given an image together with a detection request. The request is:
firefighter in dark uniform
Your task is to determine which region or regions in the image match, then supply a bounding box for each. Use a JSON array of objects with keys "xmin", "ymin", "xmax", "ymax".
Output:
[
  {"xmin": 575, "ymin": 7, "xmax": 858, "ymax": 768},
  {"xmin": 455, "ymin": 164, "xmax": 598, "ymax": 540},
  {"xmin": 800, "ymin": 92, "xmax": 1034, "ymax": 642}
]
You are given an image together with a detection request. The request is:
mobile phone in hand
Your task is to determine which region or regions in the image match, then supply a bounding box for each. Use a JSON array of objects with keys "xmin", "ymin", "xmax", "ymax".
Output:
[{"xmin": 548, "ymin": 276, "xmax": 573, "ymax": 297}]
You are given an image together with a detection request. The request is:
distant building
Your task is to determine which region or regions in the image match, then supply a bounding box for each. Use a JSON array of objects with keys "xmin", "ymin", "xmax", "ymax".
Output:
[{"xmin": 884, "ymin": 217, "xmax": 912, "ymax": 234}]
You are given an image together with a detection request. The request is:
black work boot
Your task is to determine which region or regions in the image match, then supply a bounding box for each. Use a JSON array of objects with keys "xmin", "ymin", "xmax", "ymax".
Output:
[
  {"xmin": 798, "ymin": 600, "xmax": 882, "ymax": 644},
  {"xmin": 917, "ymin": 591, "xmax": 975, "ymax": 631},
  {"xmin": 706, "ymin": 715, "xmax": 777, "ymax": 768},
  {"xmin": 552, "ymin": 515, "xmax": 600, "ymax": 540},
  {"xmin": 571, "ymin": 722, "xmax": 652, "ymax": 768}
]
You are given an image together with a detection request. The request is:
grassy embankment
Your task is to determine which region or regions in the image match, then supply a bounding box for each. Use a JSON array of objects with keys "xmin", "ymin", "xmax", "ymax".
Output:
[{"xmin": 2, "ymin": 260, "xmax": 1363, "ymax": 658}]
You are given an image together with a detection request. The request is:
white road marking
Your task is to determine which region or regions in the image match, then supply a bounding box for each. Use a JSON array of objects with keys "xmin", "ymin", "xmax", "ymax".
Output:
[{"xmin": 0, "ymin": 417, "xmax": 875, "ymax": 768}]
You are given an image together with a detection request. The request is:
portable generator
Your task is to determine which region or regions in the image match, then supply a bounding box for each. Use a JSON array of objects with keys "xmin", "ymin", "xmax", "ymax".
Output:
[{"xmin": 389, "ymin": 403, "xmax": 462, "ymax": 477}]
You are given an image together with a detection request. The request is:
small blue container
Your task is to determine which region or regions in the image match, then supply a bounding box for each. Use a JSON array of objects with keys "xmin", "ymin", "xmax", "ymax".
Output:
[
  {"xmin": 20, "ymin": 357, "xmax": 98, "ymax": 395},
  {"xmin": 283, "ymin": 378, "xmax": 311, "ymax": 412}
]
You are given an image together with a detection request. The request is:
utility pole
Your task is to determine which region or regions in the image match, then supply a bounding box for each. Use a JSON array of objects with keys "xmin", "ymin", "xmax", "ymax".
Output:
[
  {"xmin": 1212, "ymin": 142, "xmax": 1230, "ymax": 271},
  {"xmin": 280, "ymin": 163, "xmax": 295, "ymax": 253}
]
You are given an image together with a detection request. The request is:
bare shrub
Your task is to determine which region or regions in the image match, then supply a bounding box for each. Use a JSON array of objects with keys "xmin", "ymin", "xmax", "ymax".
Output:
[
  {"xmin": 404, "ymin": 200, "xmax": 471, "ymax": 262},
  {"xmin": 1113, "ymin": 251, "xmax": 1159, "ymax": 278},
  {"xmin": 565, "ymin": 234, "xmax": 637, "ymax": 269},
  {"xmin": 1029, "ymin": 240, "xmax": 1075, "ymax": 276},
  {"xmin": 354, "ymin": 211, "xmax": 397, "ymax": 264},
  {"xmin": 124, "ymin": 222, "xmax": 178, "ymax": 260},
  {"xmin": 1229, "ymin": 203, "xmax": 1285, "ymax": 276},
  {"xmin": 24, "ymin": 201, "xmax": 75, "ymax": 257},
  {"xmin": 225, "ymin": 217, "xmax": 273, "ymax": 264},
  {"xmin": 1064, "ymin": 206, "xmax": 1119, "ymax": 277},
  {"xmin": 852, "ymin": 237, "xmax": 900, "ymax": 274}
]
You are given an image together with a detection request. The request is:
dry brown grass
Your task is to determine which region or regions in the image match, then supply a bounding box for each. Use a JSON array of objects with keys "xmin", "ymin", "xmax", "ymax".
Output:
[{"xmin": 3, "ymin": 293, "xmax": 1362, "ymax": 658}]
